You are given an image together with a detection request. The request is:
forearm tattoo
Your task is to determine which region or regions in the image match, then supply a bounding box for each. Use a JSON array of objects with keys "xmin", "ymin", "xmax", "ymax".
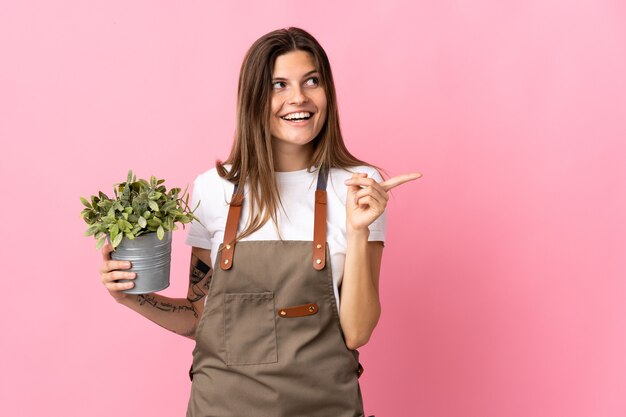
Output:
[
  {"xmin": 188, "ymin": 254, "xmax": 213, "ymax": 303},
  {"xmin": 137, "ymin": 294, "xmax": 198, "ymax": 318},
  {"xmin": 135, "ymin": 255, "xmax": 212, "ymax": 320}
]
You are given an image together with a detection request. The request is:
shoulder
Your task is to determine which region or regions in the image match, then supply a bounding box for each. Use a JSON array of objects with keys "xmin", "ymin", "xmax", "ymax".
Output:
[
  {"xmin": 193, "ymin": 164, "xmax": 234, "ymax": 190},
  {"xmin": 191, "ymin": 165, "xmax": 236, "ymax": 208}
]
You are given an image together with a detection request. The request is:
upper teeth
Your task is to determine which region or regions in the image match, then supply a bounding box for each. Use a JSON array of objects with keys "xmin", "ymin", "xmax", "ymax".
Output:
[{"xmin": 282, "ymin": 112, "xmax": 311, "ymax": 120}]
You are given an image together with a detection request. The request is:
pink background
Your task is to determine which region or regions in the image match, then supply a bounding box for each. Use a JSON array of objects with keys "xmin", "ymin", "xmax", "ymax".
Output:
[{"xmin": 2, "ymin": 1, "xmax": 625, "ymax": 416}]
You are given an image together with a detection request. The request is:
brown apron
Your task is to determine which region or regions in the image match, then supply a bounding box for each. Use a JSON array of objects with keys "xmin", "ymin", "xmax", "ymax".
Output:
[{"xmin": 187, "ymin": 166, "xmax": 371, "ymax": 417}]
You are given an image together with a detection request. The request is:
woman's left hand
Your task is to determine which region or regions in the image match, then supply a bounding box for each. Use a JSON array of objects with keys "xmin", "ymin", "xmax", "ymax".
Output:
[{"xmin": 344, "ymin": 171, "xmax": 423, "ymax": 231}]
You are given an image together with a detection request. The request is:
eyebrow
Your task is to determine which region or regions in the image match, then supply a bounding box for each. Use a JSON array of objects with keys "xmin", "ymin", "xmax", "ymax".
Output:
[{"xmin": 271, "ymin": 69, "xmax": 319, "ymax": 81}]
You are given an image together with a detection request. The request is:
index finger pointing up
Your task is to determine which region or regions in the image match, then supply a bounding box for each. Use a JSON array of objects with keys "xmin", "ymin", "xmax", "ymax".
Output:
[{"xmin": 380, "ymin": 172, "xmax": 423, "ymax": 191}]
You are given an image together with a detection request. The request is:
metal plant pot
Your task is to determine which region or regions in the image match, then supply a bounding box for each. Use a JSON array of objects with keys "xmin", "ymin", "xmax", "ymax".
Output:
[{"xmin": 111, "ymin": 231, "xmax": 172, "ymax": 294}]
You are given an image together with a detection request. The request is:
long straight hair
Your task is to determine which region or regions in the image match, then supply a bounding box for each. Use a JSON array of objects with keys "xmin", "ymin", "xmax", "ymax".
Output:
[{"xmin": 216, "ymin": 27, "xmax": 384, "ymax": 241}]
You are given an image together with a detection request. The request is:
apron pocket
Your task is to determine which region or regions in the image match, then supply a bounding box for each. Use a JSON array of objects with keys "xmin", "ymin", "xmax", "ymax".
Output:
[{"xmin": 224, "ymin": 291, "xmax": 278, "ymax": 365}]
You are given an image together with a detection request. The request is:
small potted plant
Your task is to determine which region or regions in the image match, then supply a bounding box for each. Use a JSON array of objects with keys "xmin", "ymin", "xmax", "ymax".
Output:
[{"xmin": 81, "ymin": 170, "xmax": 201, "ymax": 294}]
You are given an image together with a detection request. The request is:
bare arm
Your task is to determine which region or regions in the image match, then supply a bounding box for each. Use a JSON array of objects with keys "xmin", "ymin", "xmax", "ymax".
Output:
[
  {"xmin": 340, "ymin": 170, "xmax": 421, "ymax": 349},
  {"xmin": 339, "ymin": 233, "xmax": 384, "ymax": 350},
  {"xmin": 100, "ymin": 244, "xmax": 213, "ymax": 339}
]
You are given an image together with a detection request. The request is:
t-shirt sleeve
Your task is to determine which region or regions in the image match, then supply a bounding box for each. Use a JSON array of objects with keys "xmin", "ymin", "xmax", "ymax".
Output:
[
  {"xmin": 184, "ymin": 172, "xmax": 214, "ymax": 250},
  {"xmin": 368, "ymin": 168, "xmax": 387, "ymax": 245}
]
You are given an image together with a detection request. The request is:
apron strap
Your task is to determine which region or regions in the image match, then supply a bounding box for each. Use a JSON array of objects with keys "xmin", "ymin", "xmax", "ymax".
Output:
[
  {"xmin": 220, "ymin": 166, "xmax": 329, "ymax": 271},
  {"xmin": 220, "ymin": 182, "xmax": 242, "ymax": 270},
  {"xmin": 312, "ymin": 165, "xmax": 329, "ymax": 270}
]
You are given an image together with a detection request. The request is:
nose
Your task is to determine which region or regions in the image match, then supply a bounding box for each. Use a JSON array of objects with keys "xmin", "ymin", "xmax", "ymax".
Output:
[{"xmin": 288, "ymin": 85, "xmax": 308, "ymax": 105}]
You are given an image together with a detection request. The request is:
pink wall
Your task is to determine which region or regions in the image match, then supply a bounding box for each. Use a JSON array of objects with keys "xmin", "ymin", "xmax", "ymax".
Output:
[{"xmin": 2, "ymin": 1, "xmax": 625, "ymax": 416}]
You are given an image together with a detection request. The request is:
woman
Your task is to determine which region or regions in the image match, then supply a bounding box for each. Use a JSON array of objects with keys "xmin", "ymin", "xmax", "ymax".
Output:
[{"xmin": 99, "ymin": 27, "xmax": 420, "ymax": 417}]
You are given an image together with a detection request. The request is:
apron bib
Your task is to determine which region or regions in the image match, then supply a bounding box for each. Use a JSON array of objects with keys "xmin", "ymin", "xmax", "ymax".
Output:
[{"xmin": 187, "ymin": 166, "xmax": 368, "ymax": 417}]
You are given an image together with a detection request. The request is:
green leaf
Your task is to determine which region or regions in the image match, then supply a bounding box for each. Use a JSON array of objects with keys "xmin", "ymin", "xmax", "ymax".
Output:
[
  {"xmin": 157, "ymin": 225, "xmax": 165, "ymax": 240},
  {"xmin": 109, "ymin": 229, "xmax": 118, "ymax": 244},
  {"xmin": 148, "ymin": 200, "xmax": 159, "ymax": 211},
  {"xmin": 96, "ymin": 236, "xmax": 106, "ymax": 250},
  {"xmin": 148, "ymin": 191, "xmax": 162, "ymax": 200},
  {"xmin": 122, "ymin": 220, "xmax": 133, "ymax": 231},
  {"xmin": 147, "ymin": 219, "xmax": 161, "ymax": 228},
  {"xmin": 162, "ymin": 201, "xmax": 175, "ymax": 211},
  {"xmin": 138, "ymin": 216, "xmax": 147, "ymax": 228},
  {"xmin": 125, "ymin": 231, "xmax": 135, "ymax": 240},
  {"xmin": 112, "ymin": 233, "xmax": 123, "ymax": 248},
  {"xmin": 80, "ymin": 196, "xmax": 92, "ymax": 208},
  {"xmin": 84, "ymin": 224, "xmax": 100, "ymax": 236}
]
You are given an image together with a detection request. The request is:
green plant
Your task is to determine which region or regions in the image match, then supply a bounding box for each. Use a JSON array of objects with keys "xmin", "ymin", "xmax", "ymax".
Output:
[{"xmin": 81, "ymin": 170, "xmax": 201, "ymax": 249}]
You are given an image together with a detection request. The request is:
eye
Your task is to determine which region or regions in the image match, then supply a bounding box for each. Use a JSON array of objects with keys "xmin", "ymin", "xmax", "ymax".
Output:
[
  {"xmin": 272, "ymin": 81, "xmax": 286, "ymax": 89},
  {"xmin": 305, "ymin": 77, "xmax": 319, "ymax": 87}
]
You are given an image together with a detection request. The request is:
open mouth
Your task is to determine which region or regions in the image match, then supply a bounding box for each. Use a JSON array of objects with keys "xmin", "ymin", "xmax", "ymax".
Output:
[{"xmin": 280, "ymin": 111, "xmax": 313, "ymax": 121}]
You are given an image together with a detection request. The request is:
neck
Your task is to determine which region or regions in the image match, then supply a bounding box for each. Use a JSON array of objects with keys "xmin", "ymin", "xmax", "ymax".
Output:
[{"xmin": 271, "ymin": 139, "xmax": 314, "ymax": 172}]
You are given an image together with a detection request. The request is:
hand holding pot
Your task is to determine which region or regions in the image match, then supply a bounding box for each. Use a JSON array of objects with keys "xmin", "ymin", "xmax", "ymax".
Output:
[{"xmin": 99, "ymin": 243, "xmax": 137, "ymax": 301}]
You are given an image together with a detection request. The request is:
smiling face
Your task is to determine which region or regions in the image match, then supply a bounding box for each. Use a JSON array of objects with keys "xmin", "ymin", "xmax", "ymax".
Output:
[{"xmin": 269, "ymin": 50, "xmax": 328, "ymax": 159}]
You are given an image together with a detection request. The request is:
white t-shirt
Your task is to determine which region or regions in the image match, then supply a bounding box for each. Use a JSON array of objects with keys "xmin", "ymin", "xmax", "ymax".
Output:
[{"xmin": 184, "ymin": 164, "xmax": 386, "ymax": 309}]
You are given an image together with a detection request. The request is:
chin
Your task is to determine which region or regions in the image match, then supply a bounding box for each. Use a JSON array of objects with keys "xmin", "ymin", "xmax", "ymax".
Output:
[
  {"xmin": 272, "ymin": 130, "xmax": 317, "ymax": 146},
  {"xmin": 282, "ymin": 137, "xmax": 316, "ymax": 147}
]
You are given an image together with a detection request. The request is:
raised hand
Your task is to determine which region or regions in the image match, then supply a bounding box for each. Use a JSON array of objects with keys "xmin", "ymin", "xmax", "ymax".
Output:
[{"xmin": 344, "ymin": 171, "xmax": 422, "ymax": 232}]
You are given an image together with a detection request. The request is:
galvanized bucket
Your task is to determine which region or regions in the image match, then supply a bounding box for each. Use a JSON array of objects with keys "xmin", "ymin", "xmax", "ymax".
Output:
[{"xmin": 111, "ymin": 231, "xmax": 172, "ymax": 294}]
